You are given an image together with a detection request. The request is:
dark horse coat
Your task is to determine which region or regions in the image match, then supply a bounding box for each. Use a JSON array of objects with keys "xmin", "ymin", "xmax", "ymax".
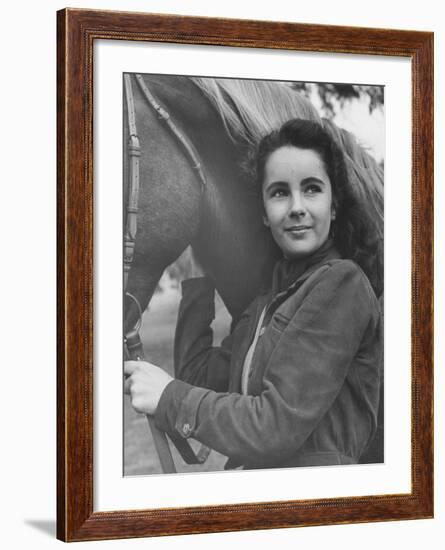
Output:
[{"xmin": 155, "ymin": 247, "xmax": 383, "ymax": 470}]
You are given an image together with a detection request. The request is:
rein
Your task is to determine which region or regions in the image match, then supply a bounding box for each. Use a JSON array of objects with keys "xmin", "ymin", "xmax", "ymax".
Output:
[{"xmin": 123, "ymin": 73, "xmax": 209, "ymax": 473}]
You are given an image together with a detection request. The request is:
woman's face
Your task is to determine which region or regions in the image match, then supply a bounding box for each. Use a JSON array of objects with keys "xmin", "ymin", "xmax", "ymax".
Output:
[{"xmin": 262, "ymin": 145, "xmax": 335, "ymax": 260}]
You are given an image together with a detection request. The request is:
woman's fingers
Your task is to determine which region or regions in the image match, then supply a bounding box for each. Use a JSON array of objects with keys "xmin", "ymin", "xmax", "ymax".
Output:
[
  {"xmin": 123, "ymin": 360, "xmax": 174, "ymax": 415},
  {"xmin": 124, "ymin": 360, "xmax": 140, "ymax": 377}
]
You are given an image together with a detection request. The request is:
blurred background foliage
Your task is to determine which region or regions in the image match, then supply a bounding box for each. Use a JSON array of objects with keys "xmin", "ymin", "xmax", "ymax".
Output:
[{"xmin": 292, "ymin": 82, "xmax": 384, "ymax": 119}]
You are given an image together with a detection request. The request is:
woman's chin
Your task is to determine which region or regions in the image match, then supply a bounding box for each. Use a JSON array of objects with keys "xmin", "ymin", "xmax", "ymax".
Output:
[{"xmin": 282, "ymin": 240, "xmax": 314, "ymax": 260}]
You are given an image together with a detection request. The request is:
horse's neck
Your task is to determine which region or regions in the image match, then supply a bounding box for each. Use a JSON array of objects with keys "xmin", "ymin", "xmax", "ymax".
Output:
[{"xmin": 129, "ymin": 74, "xmax": 279, "ymax": 319}]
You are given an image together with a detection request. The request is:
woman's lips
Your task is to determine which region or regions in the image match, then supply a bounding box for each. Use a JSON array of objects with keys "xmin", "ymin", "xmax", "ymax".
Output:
[{"xmin": 285, "ymin": 225, "xmax": 312, "ymax": 234}]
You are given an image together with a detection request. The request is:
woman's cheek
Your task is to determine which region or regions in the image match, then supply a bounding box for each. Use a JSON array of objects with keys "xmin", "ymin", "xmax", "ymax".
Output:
[{"xmin": 265, "ymin": 201, "xmax": 285, "ymax": 225}]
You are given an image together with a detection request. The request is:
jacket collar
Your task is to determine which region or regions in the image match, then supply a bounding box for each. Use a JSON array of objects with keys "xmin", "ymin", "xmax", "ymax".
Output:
[{"xmin": 270, "ymin": 239, "xmax": 340, "ymax": 300}]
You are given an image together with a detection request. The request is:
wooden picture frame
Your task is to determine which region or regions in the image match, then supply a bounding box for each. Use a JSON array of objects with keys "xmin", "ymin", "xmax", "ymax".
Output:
[{"xmin": 57, "ymin": 8, "xmax": 433, "ymax": 542}]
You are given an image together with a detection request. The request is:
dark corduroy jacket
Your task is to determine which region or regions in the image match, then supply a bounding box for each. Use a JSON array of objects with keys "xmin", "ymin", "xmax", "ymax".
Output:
[{"xmin": 155, "ymin": 255, "xmax": 383, "ymax": 470}]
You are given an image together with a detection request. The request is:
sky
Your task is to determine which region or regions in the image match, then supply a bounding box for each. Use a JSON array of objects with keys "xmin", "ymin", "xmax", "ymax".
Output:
[{"xmin": 309, "ymin": 86, "xmax": 385, "ymax": 163}]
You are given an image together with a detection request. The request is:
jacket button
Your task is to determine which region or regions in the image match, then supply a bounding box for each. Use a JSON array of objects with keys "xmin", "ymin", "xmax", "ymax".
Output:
[{"xmin": 182, "ymin": 423, "xmax": 191, "ymax": 436}]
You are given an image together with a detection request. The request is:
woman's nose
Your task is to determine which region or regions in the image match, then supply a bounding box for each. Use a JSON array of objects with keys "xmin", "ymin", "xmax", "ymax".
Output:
[{"xmin": 289, "ymin": 192, "xmax": 306, "ymax": 217}]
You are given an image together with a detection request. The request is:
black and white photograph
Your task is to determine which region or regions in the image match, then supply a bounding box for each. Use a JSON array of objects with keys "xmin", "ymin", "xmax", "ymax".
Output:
[
  {"xmin": 122, "ymin": 74, "xmax": 385, "ymax": 476},
  {"xmin": 2, "ymin": 0, "xmax": 441, "ymax": 545}
]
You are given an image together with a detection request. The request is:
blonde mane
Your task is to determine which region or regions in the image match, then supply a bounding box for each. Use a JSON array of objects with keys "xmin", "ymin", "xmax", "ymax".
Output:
[{"xmin": 191, "ymin": 77, "xmax": 321, "ymax": 147}]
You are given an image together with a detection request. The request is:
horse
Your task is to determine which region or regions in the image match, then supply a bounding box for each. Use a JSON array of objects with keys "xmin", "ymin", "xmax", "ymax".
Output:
[
  {"xmin": 123, "ymin": 74, "xmax": 385, "ymax": 468},
  {"xmin": 123, "ymin": 74, "xmax": 383, "ymax": 331}
]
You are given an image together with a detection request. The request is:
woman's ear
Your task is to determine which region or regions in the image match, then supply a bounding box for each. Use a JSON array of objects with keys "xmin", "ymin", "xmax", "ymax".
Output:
[
  {"xmin": 263, "ymin": 213, "xmax": 270, "ymax": 227},
  {"xmin": 331, "ymin": 208, "xmax": 336, "ymax": 221}
]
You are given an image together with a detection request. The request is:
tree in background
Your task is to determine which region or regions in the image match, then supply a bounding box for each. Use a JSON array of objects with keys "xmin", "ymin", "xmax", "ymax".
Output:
[{"xmin": 292, "ymin": 83, "xmax": 384, "ymax": 119}]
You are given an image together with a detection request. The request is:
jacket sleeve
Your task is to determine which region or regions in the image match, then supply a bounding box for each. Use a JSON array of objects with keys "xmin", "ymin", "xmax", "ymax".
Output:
[
  {"xmin": 173, "ymin": 277, "xmax": 233, "ymax": 392},
  {"xmin": 156, "ymin": 262, "xmax": 376, "ymax": 466}
]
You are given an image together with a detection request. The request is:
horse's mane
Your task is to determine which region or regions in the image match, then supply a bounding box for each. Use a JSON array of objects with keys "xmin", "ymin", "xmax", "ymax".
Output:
[
  {"xmin": 322, "ymin": 119, "xmax": 384, "ymax": 241},
  {"xmin": 191, "ymin": 77, "xmax": 321, "ymax": 147}
]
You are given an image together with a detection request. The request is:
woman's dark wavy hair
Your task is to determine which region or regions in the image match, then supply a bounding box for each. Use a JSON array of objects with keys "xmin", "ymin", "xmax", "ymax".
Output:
[{"xmin": 254, "ymin": 118, "xmax": 383, "ymax": 296}]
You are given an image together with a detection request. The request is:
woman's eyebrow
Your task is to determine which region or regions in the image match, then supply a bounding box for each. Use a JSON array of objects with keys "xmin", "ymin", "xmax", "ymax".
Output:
[
  {"xmin": 263, "ymin": 180, "xmax": 288, "ymax": 192},
  {"xmin": 301, "ymin": 177, "xmax": 327, "ymax": 186}
]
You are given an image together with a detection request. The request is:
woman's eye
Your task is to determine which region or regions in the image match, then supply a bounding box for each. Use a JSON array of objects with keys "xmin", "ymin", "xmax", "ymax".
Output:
[
  {"xmin": 271, "ymin": 188, "xmax": 287, "ymax": 198},
  {"xmin": 305, "ymin": 184, "xmax": 322, "ymax": 195}
]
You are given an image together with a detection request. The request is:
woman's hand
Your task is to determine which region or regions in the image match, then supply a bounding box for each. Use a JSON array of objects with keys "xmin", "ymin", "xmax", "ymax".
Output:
[{"xmin": 124, "ymin": 361, "xmax": 173, "ymax": 415}]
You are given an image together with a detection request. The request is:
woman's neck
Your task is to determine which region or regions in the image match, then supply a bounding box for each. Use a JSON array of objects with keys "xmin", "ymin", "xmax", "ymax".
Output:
[{"xmin": 272, "ymin": 239, "xmax": 337, "ymax": 294}]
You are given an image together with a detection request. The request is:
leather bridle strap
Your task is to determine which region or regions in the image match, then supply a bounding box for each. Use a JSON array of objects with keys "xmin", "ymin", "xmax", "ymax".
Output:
[
  {"xmin": 123, "ymin": 74, "xmax": 141, "ymax": 292},
  {"xmin": 124, "ymin": 73, "xmax": 179, "ymax": 474},
  {"xmin": 123, "ymin": 74, "xmax": 209, "ymax": 473},
  {"xmin": 134, "ymin": 73, "xmax": 207, "ymax": 193}
]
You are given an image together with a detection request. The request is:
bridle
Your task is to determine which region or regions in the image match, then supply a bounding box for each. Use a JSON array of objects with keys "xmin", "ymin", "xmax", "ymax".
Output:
[
  {"xmin": 123, "ymin": 73, "xmax": 209, "ymax": 473},
  {"xmin": 123, "ymin": 74, "xmax": 207, "ymax": 293}
]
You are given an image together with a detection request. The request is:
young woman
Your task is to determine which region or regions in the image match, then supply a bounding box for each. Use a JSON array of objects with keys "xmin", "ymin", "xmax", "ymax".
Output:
[{"xmin": 124, "ymin": 119, "xmax": 383, "ymax": 470}]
